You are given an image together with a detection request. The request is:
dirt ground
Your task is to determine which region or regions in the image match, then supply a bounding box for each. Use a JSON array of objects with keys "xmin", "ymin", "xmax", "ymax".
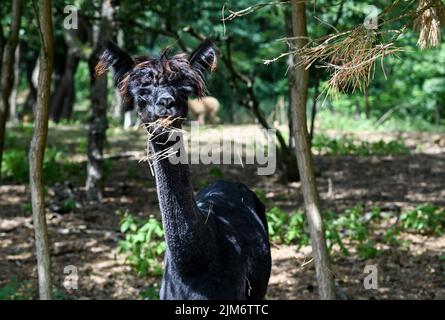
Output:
[{"xmin": 1, "ymin": 125, "xmax": 444, "ymax": 299}]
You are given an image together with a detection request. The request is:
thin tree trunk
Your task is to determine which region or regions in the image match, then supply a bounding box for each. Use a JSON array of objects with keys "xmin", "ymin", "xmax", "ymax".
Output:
[
  {"xmin": 0, "ymin": 23, "xmax": 4, "ymax": 75},
  {"xmin": 23, "ymin": 54, "xmax": 38, "ymax": 118},
  {"xmin": 51, "ymin": 48, "xmax": 79, "ymax": 122},
  {"xmin": 111, "ymin": 29, "xmax": 124, "ymax": 122},
  {"xmin": 289, "ymin": 0, "xmax": 336, "ymax": 300},
  {"xmin": 10, "ymin": 44, "xmax": 21, "ymax": 122},
  {"xmin": 0, "ymin": 0, "xmax": 23, "ymax": 182},
  {"xmin": 86, "ymin": 0, "xmax": 115, "ymax": 202},
  {"xmin": 284, "ymin": 5, "xmax": 299, "ymax": 181},
  {"xmin": 29, "ymin": 0, "xmax": 54, "ymax": 300},
  {"xmin": 309, "ymin": 72, "xmax": 320, "ymax": 141}
]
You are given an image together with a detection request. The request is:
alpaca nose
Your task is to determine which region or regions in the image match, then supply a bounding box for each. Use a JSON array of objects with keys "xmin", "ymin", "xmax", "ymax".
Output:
[{"xmin": 157, "ymin": 94, "xmax": 175, "ymax": 109}]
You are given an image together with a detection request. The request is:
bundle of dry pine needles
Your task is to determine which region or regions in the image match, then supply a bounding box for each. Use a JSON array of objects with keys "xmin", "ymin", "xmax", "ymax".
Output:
[
  {"xmin": 139, "ymin": 117, "xmax": 186, "ymax": 175},
  {"xmin": 414, "ymin": 0, "xmax": 445, "ymax": 49}
]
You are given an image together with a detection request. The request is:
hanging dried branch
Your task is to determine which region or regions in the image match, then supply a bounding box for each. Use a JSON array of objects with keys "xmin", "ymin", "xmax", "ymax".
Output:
[
  {"xmin": 310, "ymin": 27, "xmax": 402, "ymax": 93},
  {"xmin": 267, "ymin": 27, "xmax": 402, "ymax": 94},
  {"xmin": 414, "ymin": 0, "xmax": 445, "ymax": 49},
  {"xmin": 221, "ymin": 1, "xmax": 290, "ymax": 22}
]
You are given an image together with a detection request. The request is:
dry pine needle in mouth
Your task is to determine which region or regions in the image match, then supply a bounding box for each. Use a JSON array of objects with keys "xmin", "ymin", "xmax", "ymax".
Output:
[{"xmin": 159, "ymin": 117, "xmax": 173, "ymax": 127}]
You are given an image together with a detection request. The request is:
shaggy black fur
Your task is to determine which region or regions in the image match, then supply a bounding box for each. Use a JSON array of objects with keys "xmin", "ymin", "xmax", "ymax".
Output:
[{"xmin": 97, "ymin": 40, "xmax": 271, "ymax": 300}]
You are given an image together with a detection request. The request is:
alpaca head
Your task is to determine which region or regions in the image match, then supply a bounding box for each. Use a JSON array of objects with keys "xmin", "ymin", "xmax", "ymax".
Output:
[{"xmin": 96, "ymin": 40, "xmax": 216, "ymax": 132}]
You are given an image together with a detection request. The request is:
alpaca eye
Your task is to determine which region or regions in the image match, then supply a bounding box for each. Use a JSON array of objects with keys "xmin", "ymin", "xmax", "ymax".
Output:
[
  {"xmin": 179, "ymin": 86, "xmax": 192, "ymax": 96},
  {"xmin": 139, "ymin": 88, "xmax": 152, "ymax": 96}
]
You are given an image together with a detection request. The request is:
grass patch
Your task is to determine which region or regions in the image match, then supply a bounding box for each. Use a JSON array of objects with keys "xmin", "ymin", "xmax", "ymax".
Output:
[
  {"xmin": 312, "ymin": 135, "xmax": 409, "ymax": 156},
  {"xmin": 316, "ymin": 111, "xmax": 444, "ymax": 133},
  {"xmin": 1, "ymin": 147, "xmax": 85, "ymax": 184},
  {"xmin": 0, "ymin": 278, "xmax": 33, "ymax": 300}
]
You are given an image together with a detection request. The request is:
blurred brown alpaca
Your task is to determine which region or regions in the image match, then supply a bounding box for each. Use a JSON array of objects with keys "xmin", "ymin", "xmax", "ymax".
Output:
[{"xmin": 188, "ymin": 96, "xmax": 220, "ymax": 124}]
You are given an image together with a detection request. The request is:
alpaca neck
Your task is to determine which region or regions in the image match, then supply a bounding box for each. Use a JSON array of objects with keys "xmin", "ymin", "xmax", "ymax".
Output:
[{"xmin": 150, "ymin": 134, "xmax": 212, "ymax": 272}]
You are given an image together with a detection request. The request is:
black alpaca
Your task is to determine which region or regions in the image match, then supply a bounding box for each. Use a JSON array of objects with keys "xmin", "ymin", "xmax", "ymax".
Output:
[{"xmin": 96, "ymin": 40, "xmax": 271, "ymax": 299}]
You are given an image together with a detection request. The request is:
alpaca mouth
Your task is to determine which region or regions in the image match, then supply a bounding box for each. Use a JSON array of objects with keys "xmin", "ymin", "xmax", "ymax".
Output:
[
  {"xmin": 157, "ymin": 116, "xmax": 175, "ymax": 127},
  {"xmin": 145, "ymin": 116, "xmax": 184, "ymax": 131}
]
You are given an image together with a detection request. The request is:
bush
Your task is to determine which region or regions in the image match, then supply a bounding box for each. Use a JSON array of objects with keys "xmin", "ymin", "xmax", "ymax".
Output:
[
  {"xmin": 118, "ymin": 211, "xmax": 166, "ymax": 277},
  {"xmin": 267, "ymin": 204, "xmax": 376, "ymax": 258},
  {"xmin": 0, "ymin": 278, "xmax": 32, "ymax": 300},
  {"xmin": 400, "ymin": 204, "xmax": 445, "ymax": 235},
  {"xmin": 266, "ymin": 207, "xmax": 310, "ymax": 247},
  {"xmin": 1, "ymin": 150, "xmax": 29, "ymax": 182},
  {"xmin": 140, "ymin": 287, "xmax": 160, "ymax": 300}
]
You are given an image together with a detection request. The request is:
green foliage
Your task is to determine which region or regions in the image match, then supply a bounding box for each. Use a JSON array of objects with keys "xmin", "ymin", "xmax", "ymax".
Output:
[
  {"xmin": 267, "ymin": 204, "xmax": 376, "ymax": 258},
  {"xmin": 0, "ymin": 278, "xmax": 33, "ymax": 300},
  {"xmin": 126, "ymin": 163, "xmax": 138, "ymax": 179},
  {"xmin": 400, "ymin": 204, "xmax": 445, "ymax": 235},
  {"xmin": 75, "ymin": 137, "xmax": 87, "ymax": 154},
  {"xmin": 118, "ymin": 211, "xmax": 166, "ymax": 277},
  {"xmin": 1, "ymin": 150, "xmax": 29, "ymax": 183},
  {"xmin": 0, "ymin": 278, "xmax": 71, "ymax": 300},
  {"xmin": 357, "ymin": 241, "xmax": 379, "ymax": 259},
  {"xmin": 312, "ymin": 135, "xmax": 409, "ymax": 156},
  {"xmin": 20, "ymin": 203, "xmax": 32, "ymax": 214},
  {"xmin": 383, "ymin": 227, "xmax": 401, "ymax": 246},
  {"xmin": 9, "ymin": 0, "xmax": 445, "ymax": 127},
  {"xmin": 61, "ymin": 199, "xmax": 77, "ymax": 213},
  {"xmin": 209, "ymin": 167, "xmax": 223, "ymax": 179},
  {"xmin": 266, "ymin": 207, "xmax": 310, "ymax": 247},
  {"xmin": 52, "ymin": 288, "xmax": 71, "ymax": 300},
  {"xmin": 323, "ymin": 206, "xmax": 372, "ymax": 257},
  {"xmin": 323, "ymin": 210, "xmax": 351, "ymax": 256},
  {"xmin": 140, "ymin": 287, "xmax": 160, "ymax": 300},
  {"xmin": 254, "ymin": 188, "xmax": 268, "ymax": 205},
  {"xmin": 1, "ymin": 147, "xmax": 85, "ymax": 184},
  {"xmin": 266, "ymin": 199, "xmax": 445, "ymax": 260},
  {"xmin": 331, "ymin": 205, "xmax": 368, "ymax": 242},
  {"xmin": 195, "ymin": 167, "xmax": 224, "ymax": 190}
]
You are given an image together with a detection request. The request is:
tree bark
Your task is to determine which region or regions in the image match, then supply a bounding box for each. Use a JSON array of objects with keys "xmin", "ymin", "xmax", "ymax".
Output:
[
  {"xmin": 29, "ymin": 0, "xmax": 54, "ymax": 300},
  {"xmin": 284, "ymin": 5, "xmax": 299, "ymax": 181},
  {"xmin": 309, "ymin": 72, "xmax": 320, "ymax": 141},
  {"xmin": 289, "ymin": 0, "xmax": 336, "ymax": 300},
  {"xmin": 0, "ymin": 0, "xmax": 23, "ymax": 182},
  {"xmin": 0, "ymin": 23, "xmax": 4, "ymax": 75},
  {"xmin": 9, "ymin": 44, "xmax": 21, "ymax": 122},
  {"xmin": 22, "ymin": 52, "xmax": 39, "ymax": 119},
  {"xmin": 50, "ymin": 47, "xmax": 79, "ymax": 122},
  {"xmin": 86, "ymin": 0, "xmax": 115, "ymax": 202},
  {"xmin": 111, "ymin": 28, "xmax": 124, "ymax": 122}
]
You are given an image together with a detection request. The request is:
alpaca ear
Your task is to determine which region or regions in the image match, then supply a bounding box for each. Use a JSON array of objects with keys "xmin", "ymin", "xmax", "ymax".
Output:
[
  {"xmin": 189, "ymin": 39, "xmax": 216, "ymax": 73},
  {"xmin": 95, "ymin": 41, "xmax": 134, "ymax": 86}
]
